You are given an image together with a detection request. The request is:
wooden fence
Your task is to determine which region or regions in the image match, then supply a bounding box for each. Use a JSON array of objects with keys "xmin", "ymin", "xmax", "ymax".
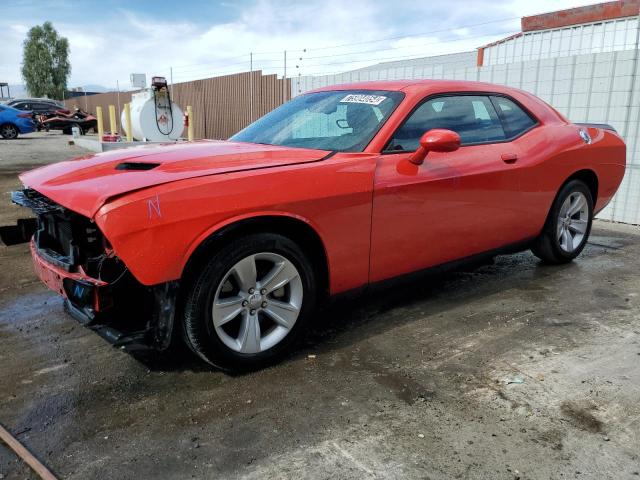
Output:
[{"xmin": 64, "ymin": 71, "xmax": 291, "ymax": 140}]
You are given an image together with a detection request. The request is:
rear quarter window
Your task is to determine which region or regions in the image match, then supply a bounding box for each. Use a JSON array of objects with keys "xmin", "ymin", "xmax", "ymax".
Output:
[{"xmin": 491, "ymin": 96, "xmax": 537, "ymax": 139}]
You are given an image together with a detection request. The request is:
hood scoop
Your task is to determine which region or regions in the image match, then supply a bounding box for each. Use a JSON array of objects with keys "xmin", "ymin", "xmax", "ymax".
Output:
[{"xmin": 115, "ymin": 162, "xmax": 161, "ymax": 171}]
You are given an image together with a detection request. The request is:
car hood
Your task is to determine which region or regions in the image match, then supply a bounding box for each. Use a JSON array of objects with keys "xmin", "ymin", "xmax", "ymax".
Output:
[{"xmin": 20, "ymin": 140, "xmax": 329, "ymax": 218}]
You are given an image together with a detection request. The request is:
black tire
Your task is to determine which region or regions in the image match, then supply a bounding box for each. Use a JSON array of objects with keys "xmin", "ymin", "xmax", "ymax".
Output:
[
  {"xmin": 532, "ymin": 179, "xmax": 594, "ymax": 264},
  {"xmin": 181, "ymin": 233, "xmax": 317, "ymax": 370},
  {"xmin": 0, "ymin": 124, "xmax": 18, "ymax": 139}
]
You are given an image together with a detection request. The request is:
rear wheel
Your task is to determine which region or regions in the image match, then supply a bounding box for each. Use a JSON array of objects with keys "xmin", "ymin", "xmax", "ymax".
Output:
[
  {"xmin": 182, "ymin": 233, "xmax": 317, "ymax": 370},
  {"xmin": 0, "ymin": 124, "xmax": 18, "ymax": 139},
  {"xmin": 532, "ymin": 180, "xmax": 593, "ymax": 264}
]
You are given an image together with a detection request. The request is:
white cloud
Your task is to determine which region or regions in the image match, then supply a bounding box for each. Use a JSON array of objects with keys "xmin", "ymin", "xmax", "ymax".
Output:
[{"xmin": 0, "ymin": 0, "xmax": 608, "ymax": 90}]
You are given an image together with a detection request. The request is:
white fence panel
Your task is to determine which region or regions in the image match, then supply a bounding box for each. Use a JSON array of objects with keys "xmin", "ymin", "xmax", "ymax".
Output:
[{"xmin": 484, "ymin": 17, "xmax": 639, "ymax": 66}]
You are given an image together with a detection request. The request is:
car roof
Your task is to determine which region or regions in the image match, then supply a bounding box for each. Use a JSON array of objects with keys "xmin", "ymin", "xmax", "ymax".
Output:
[
  {"xmin": 307, "ymin": 79, "xmax": 527, "ymax": 96},
  {"xmin": 8, "ymin": 98, "xmax": 62, "ymax": 104},
  {"xmin": 0, "ymin": 104, "xmax": 22, "ymax": 112},
  {"xmin": 308, "ymin": 79, "xmax": 564, "ymax": 126}
]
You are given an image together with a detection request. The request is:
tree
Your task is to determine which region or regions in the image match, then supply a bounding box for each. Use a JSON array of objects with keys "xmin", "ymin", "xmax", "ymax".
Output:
[{"xmin": 21, "ymin": 22, "xmax": 70, "ymax": 100}]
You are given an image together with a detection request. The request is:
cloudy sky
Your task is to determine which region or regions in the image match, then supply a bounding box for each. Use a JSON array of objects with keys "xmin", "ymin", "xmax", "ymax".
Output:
[{"xmin": 2, "ymin": 0, "xmax": 602, "ymax": 91}]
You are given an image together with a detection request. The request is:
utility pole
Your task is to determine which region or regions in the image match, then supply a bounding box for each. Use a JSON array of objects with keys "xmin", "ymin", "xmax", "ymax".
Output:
[
  {"xmin": 116, "ymin": 80, "xmax": 121, "ymax": 126},
  {"xmin": 249, "ymin": 52, "xmax": 254, "ymax": 121},
  {"xmin": 283, "ymin": 50, "xmax": 287, "ymax": 102},
  {"xmin": 296, "ymin": 49, "xmax": 306, "ymax": 96}
]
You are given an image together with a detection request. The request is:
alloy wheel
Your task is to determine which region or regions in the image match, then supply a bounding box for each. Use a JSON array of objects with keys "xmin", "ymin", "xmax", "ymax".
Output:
[
  {"xmin": 211, "ymin": 252, "xmax": 303, "ymax": 354},
  {"xmin": 557, "ymin": 191, "xmax": 589, "ymax": 252},
  {"xmin": 1, "ymin": 125, "xmax": 17, "ymax": 139}
]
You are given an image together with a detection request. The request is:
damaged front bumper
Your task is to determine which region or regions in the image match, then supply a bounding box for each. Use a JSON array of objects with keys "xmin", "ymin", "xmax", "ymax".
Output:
[
  {"xmin": 8, "ymin": 188, "xmax": 180, "ymax": 351},
  {"xmin": 30, "ymin": 234, "xmax": 180, "ymax": 352},
  {"xmin": 30, "ymin": 238, "xmax": 111, "ymax": 315}
]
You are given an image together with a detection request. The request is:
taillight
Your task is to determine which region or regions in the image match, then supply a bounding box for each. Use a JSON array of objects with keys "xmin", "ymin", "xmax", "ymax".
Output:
[{"xmin": 17, "ymin": 113, "xmax": 32, "ymax": 118}]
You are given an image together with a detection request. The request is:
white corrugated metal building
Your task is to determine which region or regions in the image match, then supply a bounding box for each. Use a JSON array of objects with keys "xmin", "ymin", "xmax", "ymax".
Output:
[{"xmin": 295, "ymin": 0, "xmax": 640, "ymax": 225}]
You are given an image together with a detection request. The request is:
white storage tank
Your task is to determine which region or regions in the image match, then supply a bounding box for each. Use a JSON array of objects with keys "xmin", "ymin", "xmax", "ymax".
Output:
[{"xmin": 122, "ymin": 89, "xmax": 184, "ymax": 142}]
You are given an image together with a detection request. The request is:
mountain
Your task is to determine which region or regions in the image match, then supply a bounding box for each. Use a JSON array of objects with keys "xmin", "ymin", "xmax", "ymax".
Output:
[
  {"xmin": 81, "ymin": 84, "xmax": 108, "ymax": 93},
  {"xmin": 1, "ymin": 84, "xmax": 109, "ymax": 101}
]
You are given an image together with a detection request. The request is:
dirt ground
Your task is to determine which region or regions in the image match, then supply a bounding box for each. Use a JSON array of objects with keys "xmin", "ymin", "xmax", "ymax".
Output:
[{"xmin": 1, "ymin": 132, "xmax": 639, "ymax": 480}]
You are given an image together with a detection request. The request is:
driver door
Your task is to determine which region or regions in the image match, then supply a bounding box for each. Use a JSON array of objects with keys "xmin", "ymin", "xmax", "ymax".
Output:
[{"xmin": 369, "ymin": 94, "xmax": 528, "ymax": 283}]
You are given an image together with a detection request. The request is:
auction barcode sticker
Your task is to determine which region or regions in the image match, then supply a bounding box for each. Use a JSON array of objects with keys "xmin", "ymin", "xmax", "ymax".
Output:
[{"xmin": 339, "ymin": 94, "xmax": 387, "ymax": 105}]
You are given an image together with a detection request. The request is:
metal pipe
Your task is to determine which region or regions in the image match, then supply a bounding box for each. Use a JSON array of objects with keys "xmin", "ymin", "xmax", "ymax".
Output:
[
  {"xmin": 108, "ymin": 105, "xmax": 117, "ymax": 134},
  {"xmin": 187, "ymin": 105, "xmax": 194, "ymax": 141},
  {"xmin": 96, "ymin": 106, "xmax": 104, "ymax": 140},
  {"xmin": 124, "ymin": 103, "xmax": 132, "ymax": 142}
]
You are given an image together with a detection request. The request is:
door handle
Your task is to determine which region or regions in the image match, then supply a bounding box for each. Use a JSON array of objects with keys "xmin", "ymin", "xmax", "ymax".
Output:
[{"xmin": 501, "ymin": 153, "xmax": 518, "ymax": 164}]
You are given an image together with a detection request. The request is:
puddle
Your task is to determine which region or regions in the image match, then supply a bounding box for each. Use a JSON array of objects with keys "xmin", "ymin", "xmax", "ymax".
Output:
[{"xmin": 0, "ymin": 292, "xmax": 60, "ymax": 325}]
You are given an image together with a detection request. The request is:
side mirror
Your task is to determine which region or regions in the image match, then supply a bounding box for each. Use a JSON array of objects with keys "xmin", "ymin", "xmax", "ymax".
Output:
[{"xmin": 409, "ymin": 129, "xmax": 461, "ymax": 165}]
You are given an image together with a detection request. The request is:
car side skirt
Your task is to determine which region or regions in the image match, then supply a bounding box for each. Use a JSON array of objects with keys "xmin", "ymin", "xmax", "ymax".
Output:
[{"xmin": 326, "ymin": 237, "xmax": 537, "ymax": 305}]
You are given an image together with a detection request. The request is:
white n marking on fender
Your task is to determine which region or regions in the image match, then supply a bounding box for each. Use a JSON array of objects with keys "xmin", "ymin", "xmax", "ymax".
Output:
[{"xmin": 147, "ymin": 195, "xmax": 162, "ymax": 219}]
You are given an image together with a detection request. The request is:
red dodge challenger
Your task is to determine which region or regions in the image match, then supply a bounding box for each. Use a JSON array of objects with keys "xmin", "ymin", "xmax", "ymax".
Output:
[{"xmin": 9, "ymin": 80, "xmax": 626, "ymax": 369}]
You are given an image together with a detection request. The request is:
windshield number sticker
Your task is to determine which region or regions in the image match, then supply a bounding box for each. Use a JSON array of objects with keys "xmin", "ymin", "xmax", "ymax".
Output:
[{"xmin": 340, "ymin": 94, "xmax": 387, "ymax": 105}]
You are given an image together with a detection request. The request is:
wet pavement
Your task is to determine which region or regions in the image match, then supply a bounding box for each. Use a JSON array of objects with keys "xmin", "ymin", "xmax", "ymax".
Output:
[{"xmin": 1, "ymin": 133, "xmax": 639, "ymax": 479}]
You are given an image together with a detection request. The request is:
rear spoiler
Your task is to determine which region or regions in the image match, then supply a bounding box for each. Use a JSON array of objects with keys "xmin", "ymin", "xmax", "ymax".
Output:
[{"xmin": 575, "ymin": 123, "xmax": 617, "ymax": 133}]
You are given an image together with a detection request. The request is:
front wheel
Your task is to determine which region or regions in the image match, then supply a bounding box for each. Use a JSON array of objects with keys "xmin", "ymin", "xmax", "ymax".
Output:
[
  {"xmin": 0, "ymin": 124, "xmax": 18, "ymax": 139},
  {"xmin": 532, "ymin": 180, "xmax": 593, "ymax": 264},
  {"xmin": 181, "ymin": 233, "xmax": 317, "ymax": 370}
]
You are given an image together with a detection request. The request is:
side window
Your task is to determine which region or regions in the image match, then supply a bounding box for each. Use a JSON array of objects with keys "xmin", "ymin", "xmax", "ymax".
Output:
[
  {"xmin": 15, "ymin": 102, "xmax": 29, "ymax": 110},
  {"xmin": 387, "ymin": 95, "xmax": 506, "ymax": 151},
  {"xmin": 491, "ymin": 96, "xmax": 536, "ymax": 138}
]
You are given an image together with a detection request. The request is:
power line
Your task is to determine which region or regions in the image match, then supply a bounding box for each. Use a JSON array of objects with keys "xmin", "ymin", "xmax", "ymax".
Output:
[
  {"xmin": 300, "ymin": 29, "xmax": 517, "ymax": 61},
  {"xmin": 170, "ymin": 51, "xmax": 281, "ymax": 71},
  {"xmin": 169, "ymin": 16, "xmax": 520, "ymax": 73},
  {"xmin": 172, "ymin": 34, "xmax": 497, "ymax": 82},
  {"xmin": 292, "ymin": 16, "xmax": 521, "ymax": 52},
  {"xmin": 172, "ymin": 59, "xmax": 253, "ymax": 75},
  {"xmin": 170, "ymin": 29, "xmax": 516, "ymax": 80},
  {"xmin": 295, "ymin": 30, "xmax": 516, "ymax": 70}
]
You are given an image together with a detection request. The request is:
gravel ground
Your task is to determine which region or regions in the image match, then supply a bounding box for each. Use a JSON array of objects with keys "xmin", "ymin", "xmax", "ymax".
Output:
[{"xmin": 1, "ymin": 132, "xmax": 639, "ymax": 480}]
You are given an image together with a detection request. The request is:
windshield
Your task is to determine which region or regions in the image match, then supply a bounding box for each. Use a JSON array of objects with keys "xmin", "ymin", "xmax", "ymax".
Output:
[{"xmin": 230, "ymin": 90, "xmax": 404, "ymax": 152}]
